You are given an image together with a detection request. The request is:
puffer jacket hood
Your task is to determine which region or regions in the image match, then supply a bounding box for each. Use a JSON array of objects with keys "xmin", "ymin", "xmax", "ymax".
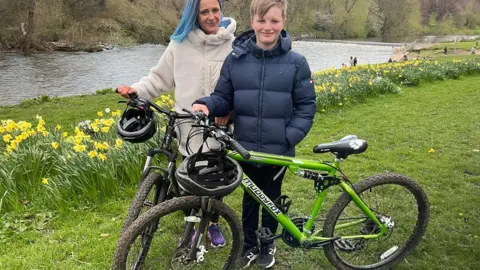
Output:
[{"xmin": 231, "ymin": 29, "xmax": 292, "ymax": 58}]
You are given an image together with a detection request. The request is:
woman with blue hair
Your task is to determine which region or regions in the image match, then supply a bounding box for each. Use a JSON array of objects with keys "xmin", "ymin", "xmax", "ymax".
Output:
[{"xmin": 117, "ymin": 0, "xmax": 236, "ymax": 248}]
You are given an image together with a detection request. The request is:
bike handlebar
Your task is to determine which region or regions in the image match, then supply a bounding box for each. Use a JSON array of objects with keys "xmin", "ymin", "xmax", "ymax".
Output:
[
  {"xmin": 116, "ymin": 89, "xmax": 192, "ymax": 119},
  {"xmin": 117, "ymin": 89, "xmax": 250, "ymax": 160},
  {"xmin": 188, "ymin": 112, "xmax": 250, "ymax": 160},
  {"xmin": 229, "ymin": 139, "xmax": 251, "ymax": 160}
]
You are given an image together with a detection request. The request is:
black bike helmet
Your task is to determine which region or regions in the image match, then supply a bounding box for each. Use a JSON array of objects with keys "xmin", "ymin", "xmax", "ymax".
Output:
[
  {"xmin": 176, "ymin": 151, "xmax": 243, "ymax": 197},
  {"xmin": 117, "ymin": 107, "xmax": 157, "ymax": 143}
]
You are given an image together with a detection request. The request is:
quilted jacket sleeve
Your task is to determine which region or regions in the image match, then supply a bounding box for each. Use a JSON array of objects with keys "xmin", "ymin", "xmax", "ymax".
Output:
[{"xmin": 286, "ymin": 57, "xmax": 317, "ymax": 148}]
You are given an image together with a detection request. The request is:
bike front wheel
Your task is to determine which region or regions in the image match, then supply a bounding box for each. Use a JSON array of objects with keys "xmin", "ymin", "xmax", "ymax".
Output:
[
  {"xmin": 120, "ymin": 172, "xmax": 168, "ymax": 235},
  {"xmin": 112, "ymin": 196, "xmax": 243, "ymax": 270},
  {"xmin": 323, "ymin": 173, "xmax": 430, "ymax": 269}
]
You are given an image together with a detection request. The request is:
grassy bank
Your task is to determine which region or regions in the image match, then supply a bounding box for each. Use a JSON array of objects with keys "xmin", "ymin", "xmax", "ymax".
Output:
[
  {"xmin": 407, "ymin": 40, "xmax": 479, "ymax": 59},
  {"xmin": 1, "ymin": 74, "xmax": 479, "ymax": 268},
  {"xmin": 312, "ymin": 57, "xmax": 480, "ymax": 112}
]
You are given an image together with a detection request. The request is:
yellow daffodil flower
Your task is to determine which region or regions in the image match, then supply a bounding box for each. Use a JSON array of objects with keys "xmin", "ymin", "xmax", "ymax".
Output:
[{"xmin": 51, "ymin": 142, "xmax": 59, "ymax": 149}]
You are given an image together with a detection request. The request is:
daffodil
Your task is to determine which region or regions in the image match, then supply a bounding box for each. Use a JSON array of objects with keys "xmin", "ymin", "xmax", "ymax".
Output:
[
  {"xmin": 51, "ymin": 142, "xmax": 59, "ymax": 149},
  {"xmin": 101, "ymin": 127, "xmax": 110, "ymax": 133},
  {"xmin": 42, "ymin": 178, "xmax": 49, "ymax": 184},
  {"xmin": 112, "ymin": 110, "xmax": 121, "ymax": 117},
  {"xmin": 3, "ymin": 134, "xmax": 12, "ymax": 142},
  {"xmin": 102, "ymin": 142, "xmax": 110, "ymax": 150},
  {"xmin": 5, "ymin": 120, "xmax": 16, "ymax": 132},
  {"xmin": 15, "ymin": 136, "xmax": 23, "ymax": 143},
  {"xmin": 428, "ymin": 148, "xmax": 435, "ymax": 153},
  {"xmin": 56, "ymin": 125, "xmax": 62, "ymax": 131},
  {"xmin": 115, "ymin": 138, "xmax": 123, "ymax": 148},
  {"xmin": 98, "ymin": 153, "xmax": 107, "ymax": 161},
  {"xmin": 104, "ymin": 119, "xmax": 114, "ymax": 127},
  {"xmin": 73, "ymin": 144, "xmax": 87, "ymax": 153},
  {"xmin": 97, "ymin": 111, "xmax": 103, "ymax": 117},
  {"xmin": 88, "ymin": 151, "xmax": 97, "ymax": 158},
  {"xmin": 91, "ymin": 123, "xmax": 100, "ymax": 133}
]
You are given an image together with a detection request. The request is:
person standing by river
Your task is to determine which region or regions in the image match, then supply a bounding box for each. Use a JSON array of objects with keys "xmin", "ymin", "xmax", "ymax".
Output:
[
  {"xmin": 192, "ymin": 0, "xmax": 316, "ymax": 267},
  {"xmin": 116, "ymin": 0, "xmax": 236, "ymax": 248}
]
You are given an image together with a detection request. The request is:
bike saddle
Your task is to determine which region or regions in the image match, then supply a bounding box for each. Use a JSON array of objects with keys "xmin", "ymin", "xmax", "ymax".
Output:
[{"xmin": 313, "ymin": 135, "xmax": 368, "ymax": 158}]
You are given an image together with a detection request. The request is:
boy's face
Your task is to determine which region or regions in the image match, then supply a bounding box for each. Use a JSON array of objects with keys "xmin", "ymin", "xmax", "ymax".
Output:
[
  {"xmin": 198, "ymin": 0, "xmax": 221, "ymax": 35},
  {"xmin": 250, "ymin": 6, "xmax": 285, "ymax": 50}
]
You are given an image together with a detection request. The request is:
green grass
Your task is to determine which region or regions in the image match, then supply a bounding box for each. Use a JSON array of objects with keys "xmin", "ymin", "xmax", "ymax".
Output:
[
  {"xmin": 1, "ymin": 76, "xmax": 480, "ymax": 269},
  {"xmin": 413, "ymin": 40, "xmax": 479, "ymax": 59},
  {"xmin": 0, "ymin": 93, "xmax": 125, "ymax": 127},
  {"xmin": 430, "ymin": 41, "xmax": 478, "ymax": 51}
]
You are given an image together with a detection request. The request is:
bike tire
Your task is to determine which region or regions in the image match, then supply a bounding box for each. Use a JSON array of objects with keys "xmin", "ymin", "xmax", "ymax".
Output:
[
  {"xmin": 323, "ymin": 173, "xmax": 430, "ymax": 269},
  {"xmin": 120, "ymin": 172, "xmax": 167, "ymax": 235},
  {"xmin": 112, "ymin": 196, "xmax": 243, "ymax": 270}
]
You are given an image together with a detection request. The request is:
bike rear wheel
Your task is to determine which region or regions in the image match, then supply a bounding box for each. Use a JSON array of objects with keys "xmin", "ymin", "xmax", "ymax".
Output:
[
  {"xmin": 112, "ymin": 196, "xmax": 243, "ymax": 270},
  {"xmin": 323, "ymin": 173, "xmax": 429, "ymax": 269}
]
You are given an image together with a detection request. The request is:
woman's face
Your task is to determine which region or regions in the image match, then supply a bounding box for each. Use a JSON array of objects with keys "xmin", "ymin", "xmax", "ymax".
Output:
[
  {"xmin": 198, "ymin": 0, "xmax": 221, "ymax": 35},
  {"xmin": 250, "ymin": 6, "xmax": 285, "ymax": 50}
]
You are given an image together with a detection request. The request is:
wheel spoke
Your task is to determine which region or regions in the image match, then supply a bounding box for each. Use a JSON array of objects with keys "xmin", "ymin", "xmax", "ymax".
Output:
[{"xmin": 323, "ymin": 174, "xmax": 429, "ymax": 269}]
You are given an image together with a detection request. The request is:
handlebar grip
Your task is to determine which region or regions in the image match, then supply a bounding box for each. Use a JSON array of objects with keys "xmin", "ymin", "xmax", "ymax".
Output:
[
  {"xmin": 115, "ymin": 88, "xmax": 138, "ymax": 99},
  {"xmin": 230, "ymin": 139, "xmax": 250, "ymax": 160},
  {"xmin": 127, "ymin": 93, "xmax": 138, "ymax": 99}
]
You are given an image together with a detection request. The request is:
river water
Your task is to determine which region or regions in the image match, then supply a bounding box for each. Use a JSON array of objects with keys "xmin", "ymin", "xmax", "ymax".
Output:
[{"xmin": 0, "ymin": 41, "xmax": 395, "ymax": 106}]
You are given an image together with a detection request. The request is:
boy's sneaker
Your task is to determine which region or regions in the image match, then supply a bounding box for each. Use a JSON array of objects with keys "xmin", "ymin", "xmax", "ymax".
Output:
[
  {"xmin": 207, "ymin": 224, "xmax": 226, "ymax": 248},
  {"xmin": 257, "ymin": 242, "xmax": 276, "ymax": 268},
  {"xmin": 240, "ymin": 246, "xmax": 260, "ymax": 268}
]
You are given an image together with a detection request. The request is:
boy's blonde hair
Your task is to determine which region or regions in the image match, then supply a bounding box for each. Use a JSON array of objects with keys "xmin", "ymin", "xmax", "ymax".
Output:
[{"xmin": 250, "ymin": 0, "xmax": 287, "ymax": 19}]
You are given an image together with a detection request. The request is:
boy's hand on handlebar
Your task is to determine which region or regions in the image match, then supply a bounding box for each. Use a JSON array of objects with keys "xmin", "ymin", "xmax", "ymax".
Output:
[
  {"xmin": 192, "ymin": 104, "xmax": 209, "ymax": 116},
  {"xmin": 215, "ymin": 115, "xmax": 230, "ymax": 126},
  {"xmin": 116, "ymin": 85, "xmax": 137, "ymax": 99}
]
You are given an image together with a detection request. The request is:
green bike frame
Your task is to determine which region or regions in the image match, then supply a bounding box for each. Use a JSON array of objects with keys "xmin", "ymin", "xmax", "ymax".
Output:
[{"xmin": 227, "ymin": 150, "xmax": 389, "ymax": 246}]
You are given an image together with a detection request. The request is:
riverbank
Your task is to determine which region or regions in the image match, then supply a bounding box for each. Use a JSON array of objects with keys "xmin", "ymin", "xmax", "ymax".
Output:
[
  {"xmin": 2, "ymin": 41, "xmax": 116, "ymax": 54},
  {"xmin": 391, "ymin": 40, "xmax": 480, "ymax": 61}
]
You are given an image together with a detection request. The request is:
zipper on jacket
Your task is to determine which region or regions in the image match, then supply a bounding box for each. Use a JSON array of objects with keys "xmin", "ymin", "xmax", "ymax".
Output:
[{"xmin": 258, "ymin": 50, "xmax": 266, "ymax": 151}]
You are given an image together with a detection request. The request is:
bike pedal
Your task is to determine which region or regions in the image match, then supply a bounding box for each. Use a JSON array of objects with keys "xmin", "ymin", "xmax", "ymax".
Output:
[
  {"xmin": 274, "ymin": 195, "xmax": 292, "ymax": 214},
  {"xmin": 143, "ymin": 201, "xmax": 154, "ymax": 207},
  {"xmin": 255, "ymin": 227, "xmax": 278, "ymax": 243},
  {"xmin": 305, "ymin": 236, "xmax": 341, "ymax": 249}
]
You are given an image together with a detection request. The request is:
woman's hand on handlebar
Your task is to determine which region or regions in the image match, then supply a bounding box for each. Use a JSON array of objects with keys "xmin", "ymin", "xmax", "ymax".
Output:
[
  {"xmin": 116, "ymin": 85, "xmax": 137, "ymax": 99},
  {"xmin": 191, "ymin": 104, "xmax": 210, "ymax": 116}
]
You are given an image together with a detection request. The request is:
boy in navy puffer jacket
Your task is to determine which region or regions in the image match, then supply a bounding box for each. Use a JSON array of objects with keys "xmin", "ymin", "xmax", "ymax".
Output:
[{"xmin": 192, "ymin": 0, "xmax": 316, "ymax": 268}]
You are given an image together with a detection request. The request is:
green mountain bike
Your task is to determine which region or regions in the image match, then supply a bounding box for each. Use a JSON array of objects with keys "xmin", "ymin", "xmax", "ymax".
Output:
[{"xmin": 112, "ymin": 114, "xmax": 430, "ymax": 270}]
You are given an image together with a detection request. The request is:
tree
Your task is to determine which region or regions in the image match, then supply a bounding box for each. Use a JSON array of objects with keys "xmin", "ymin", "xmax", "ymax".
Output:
[
  {"xmin": 23, "ymin": 0, "xmax": 37, "ymax": 54},
  {"xmin": 366, "ymin": 1, "xmax": 384, "ymax": 37}
]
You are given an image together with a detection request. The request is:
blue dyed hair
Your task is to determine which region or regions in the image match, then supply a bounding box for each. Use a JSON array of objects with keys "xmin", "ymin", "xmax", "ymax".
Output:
[{"xmin": 170, "ymin": 0, "xmax": 230, "ymax": 43}]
